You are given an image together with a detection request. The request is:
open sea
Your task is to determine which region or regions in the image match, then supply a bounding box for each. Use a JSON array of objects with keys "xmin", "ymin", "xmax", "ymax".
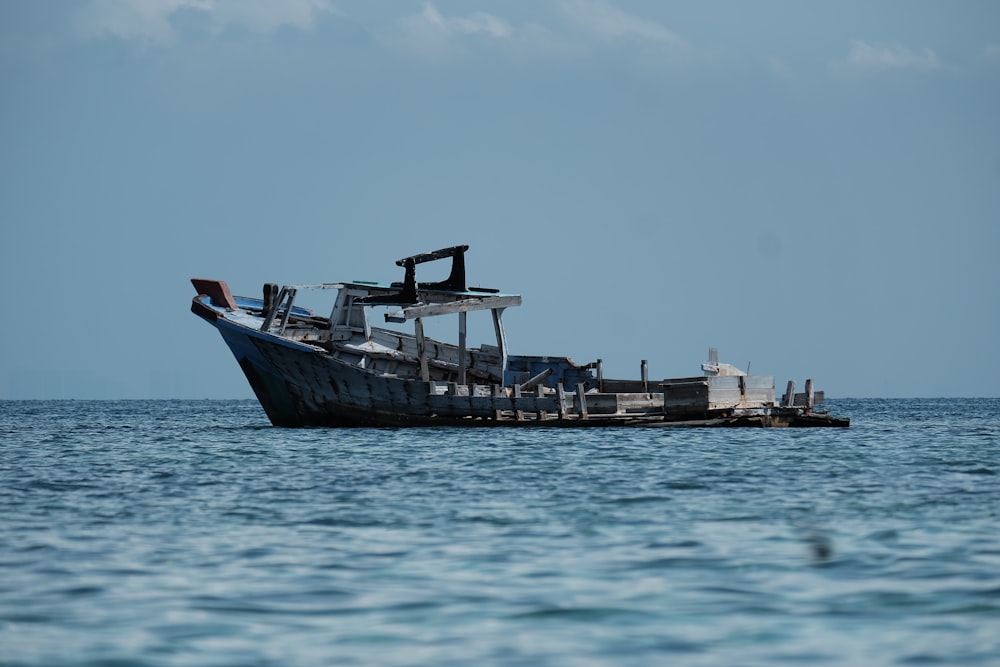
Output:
[{"xmin": 1, "ymin": 398, "xmax": 998, "ymax": 666}]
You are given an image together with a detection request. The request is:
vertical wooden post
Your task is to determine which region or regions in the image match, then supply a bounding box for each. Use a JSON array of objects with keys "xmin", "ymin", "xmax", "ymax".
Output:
[
  {"xmin": 537, "ymin": 385, "xmax": 547, "ymax": 421},
  {"xmin": 458, "ymin": 311, "xmax": 467, "ymax": 385},
  {"xmin": 492, "ymin": 384, "xmax": 503, "ymax": 421},
  {"xmin": 576, "ymin": 383, "xmax": 589, "ymax": 420},
  {"xmin": 262, "ymin": 283, "xmax": 277, "ymax": 318},
  {"xmin": 491, "ymin": 308, "xmax": 508, "ymax": 381},
  {"xmin": 415, "ymin": 317, "xmax": 429, "ymax": 382},
  {"xmin": 805, "ymin": 379, "xmax": 814, "ymax": 412},
  {"xmin": 783, "ymin": 380, "xmax": 795, "ymax": 407},
  {"xmin": 596, "ymin": 359, "xmax": 604, "ymax": 392},
  {"xmin": 260, "ymin": 286, "xmax": 287, "ymax": 332},
  {"xmin": 641, "ymin": 359, "xmax": 648, "ymax": 393},
  {"xmin": 512, "ymin": 383, "xmax": 524, "ymax": 422},
  {"xmin": 277, "ymin": 287, "xmax": 297, "ymax": 335},
  {"xmin": 556, "ymin": 383, "xmax": 568, "ymax": 420}
]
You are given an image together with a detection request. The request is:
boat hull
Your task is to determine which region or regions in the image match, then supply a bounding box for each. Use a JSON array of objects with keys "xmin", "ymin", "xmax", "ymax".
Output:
[
  {"xmin": 194, "ymin": 299, "xmax": 848, "ymax": 428},
  {"xmin": 195, "ymin": 300, "xmax": 425, "ymax": 426}
]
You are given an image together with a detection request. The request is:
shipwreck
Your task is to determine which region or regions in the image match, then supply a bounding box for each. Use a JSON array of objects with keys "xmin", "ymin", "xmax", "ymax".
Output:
[{"xmin": 191, "ymin": 245, "xmax": 848, "ymax": 427}]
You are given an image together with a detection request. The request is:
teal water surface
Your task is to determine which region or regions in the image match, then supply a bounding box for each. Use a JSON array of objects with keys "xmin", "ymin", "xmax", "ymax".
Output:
[{"xmin": 1, "ymin": 399, "xmax": 998, "ymax": 666}]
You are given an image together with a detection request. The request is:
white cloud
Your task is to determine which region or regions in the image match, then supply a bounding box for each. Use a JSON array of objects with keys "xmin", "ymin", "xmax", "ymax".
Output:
[
  {"xmin": 556, "ymin": 0, "xmax": 681, "ymax": 46},
  {"xmin": 383, "ymin": 2, "xmax": 520, "ymax": 61},
  {"xmin": 212, "ymin": 0, "xmax": 336, "ymax": 33},
  {"xmin": 382, "ymin": 1, "xmax": 688, "ymax": 64},
  {"xmin": 552, "ymin": 0, "xmax": 695, "ymax": 74},
  {"xmin": 832, "ymin": 41, "xmax": 942, "ymax": 73},
  {"xmin": 77, "ymin": 0, "xmax": 335, "ymax": 44},
  {"xmin": 77, "ymin": 0, "xmax": 207, "ymax": 44},
  {"xmin": 414, "ymin": 2, "xmax": 511, "ymax": 39}
]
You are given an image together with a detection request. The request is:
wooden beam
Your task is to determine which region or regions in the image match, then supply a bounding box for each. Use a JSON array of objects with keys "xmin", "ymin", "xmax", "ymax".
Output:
[
  {"xmin": 414, "ymin": 318, "xmax": 429, "ymax": 382},
  {"xmin": 458, "ymin": 311, "xmax": 467, "ymax": 385},
  {"xmin": 576, "ymin": 383, "xmax": 589, "ymax": 420},
  {"xmin": 537, "ymin": 385, "xmax": 547, "ymax": 421},
  {"xmin": 519, "ymin": 367, "xmax": 553, "ymax": 392},
  {"xmin": 277, "ymin": 287, "xmax": 297, "ymax": 335},
  {"xmin": 191, "ymin": 278, "xmax": 237, "ymax": 310},
  {"xmin": 385, "ymin": 295, "xmax": 521, "ymax": 321},
  {"xmin": 556, "ymin": 383, "xmax": 568, "ymax": 420},
  {"xmin": 492, "ymin": 308, "xmax": 508, "ymax": 381},
  {"xmin": 783, "ymin": 380, "xmax": 796, "ymax": 407},
  {"xmin": 492, "ymin": 384, "xmax": 503, "ymax": 421}
]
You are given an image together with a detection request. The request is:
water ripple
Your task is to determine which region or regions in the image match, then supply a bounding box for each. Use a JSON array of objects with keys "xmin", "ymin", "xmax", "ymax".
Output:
[{"xmin": 1, "ymin": 398, "xmax": 998, "ymax": 666}]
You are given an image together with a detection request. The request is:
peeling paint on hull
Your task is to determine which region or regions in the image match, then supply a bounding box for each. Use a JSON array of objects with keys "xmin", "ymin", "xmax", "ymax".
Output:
[
  {"xmin": 193, "ymin": 296, "xmax": 848, "ymax": 428},
  {"xmin": 190, "ymin": 246, "xmax": 848, "ymax": 428}
]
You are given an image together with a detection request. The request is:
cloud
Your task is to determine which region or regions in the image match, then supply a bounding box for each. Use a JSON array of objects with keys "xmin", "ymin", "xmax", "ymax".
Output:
[
  {"xmin": 556, "ymin": 0, "xmax": 681, "ymax": 46},
  {"xmin": 382, "ymin": 2, "xmax": 525, "ymax": 61},
  {"xmin": 382, "ymin": 1, "xmax": 687, "ymax": 64},
  {"xmin": 552, "ymin": 0, "xmax": 694, "ymax": 73},
  {"xmin": 77, "ymin": 0, "xmax": 335, "ymax": 44},
  {"xmin": 211, "ymin": 0, "xmax": 337, "ymax": 33},
  {"xmin": 413, "ymin": 2, "xmax": 511, "ymax": 39},
  {"xmin": 77, "ymin": 0, "xmax": 207, "ymax": 44},
  {"xmin": 831, "ymin": 40, "xmax": 942, "ymax": 73}
]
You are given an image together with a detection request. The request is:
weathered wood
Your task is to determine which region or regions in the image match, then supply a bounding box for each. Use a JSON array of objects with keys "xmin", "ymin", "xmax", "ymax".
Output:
[
  {"xmin": 492, "ymin": 308, "xmax": 508, "ymax": 384},
  {"xmin": 741, "ymin": 376, "xmax": 775, "ymax": 405},
  {"xmin": 492, "ymin": 384, "xmax": 503, "ymax": 420},
  {"xmin": 191, "ymin": 278, "xmax": 238, "ymax": 310},
  {"xmin": 277, "ymin": 287, "xmax": 297, "ymax": 335},
  {"xmin": 618, "ymin": 393, "xmax": 663, "ymax": 414},
  {"xmin": 783, "ymin": 380, "xmax": 796, "ymax": 407},
  {"xmin": 262, "ymin": 283, "xmax": 278, "ymax": 317},
  {"xmin": 584, "ymin": 393, "xmax": 664, "ymax": 415},
  {"xmin": 458, "ymin": 311, "xmax": 467, "ymax": 385},
  {"xmin": 386, "ymin": 295, "xmax": 521, "ymax": 321},
  {"xmin": 662, "ymin": 378, "xmax": 709, "ymax": 411},
  {"xmin": 192, "ymin": 246, "xmax": 847, "ymax": 428},
  {"xmin": 519, "ymin": 367, "xmax": 553, "ymax": 392},
  {"xmin": 260, "ymin": 286, "xmax": 286, "ymax": 331},
  {"xmin": 576, "ymin": 383, "xmax": 589, "ymax": 419},
  {"xmin": 601, "ymin": 379, "xmax": 648, "ymax": 393},
  {"xmin": 414, "ymin": 318, "xmax": 429, "ymax": 381},
  {"xmin": 791, "ymin": 390, "xmax": 824, "ymax": 407},
  {"xmin": 664, "ymin": 376, "xmax": 774, "ymax": 411}
]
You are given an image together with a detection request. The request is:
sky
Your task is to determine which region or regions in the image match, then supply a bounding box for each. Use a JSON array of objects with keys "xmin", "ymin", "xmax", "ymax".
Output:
[{"xmin": 1, "ymin": 0, "xmax": 998, "ymax": 400}]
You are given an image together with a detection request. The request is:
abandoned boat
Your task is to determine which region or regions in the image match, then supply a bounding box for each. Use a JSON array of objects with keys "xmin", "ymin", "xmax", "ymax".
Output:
[{"xmin": 191, "ymin": 245, "xmax": 848, "ymax": 428}]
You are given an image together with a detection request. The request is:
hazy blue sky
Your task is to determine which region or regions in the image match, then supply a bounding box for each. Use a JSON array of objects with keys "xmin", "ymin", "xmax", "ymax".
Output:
[{"xmin": 2, "ymin": 1, "xmax": 998, "ymax": 399}]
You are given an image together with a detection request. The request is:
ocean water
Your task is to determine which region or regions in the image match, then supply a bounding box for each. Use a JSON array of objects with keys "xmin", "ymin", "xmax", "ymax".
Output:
[{"xmin": 1, "ymin": 399, "xmax": 998, "ymax": 667}]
